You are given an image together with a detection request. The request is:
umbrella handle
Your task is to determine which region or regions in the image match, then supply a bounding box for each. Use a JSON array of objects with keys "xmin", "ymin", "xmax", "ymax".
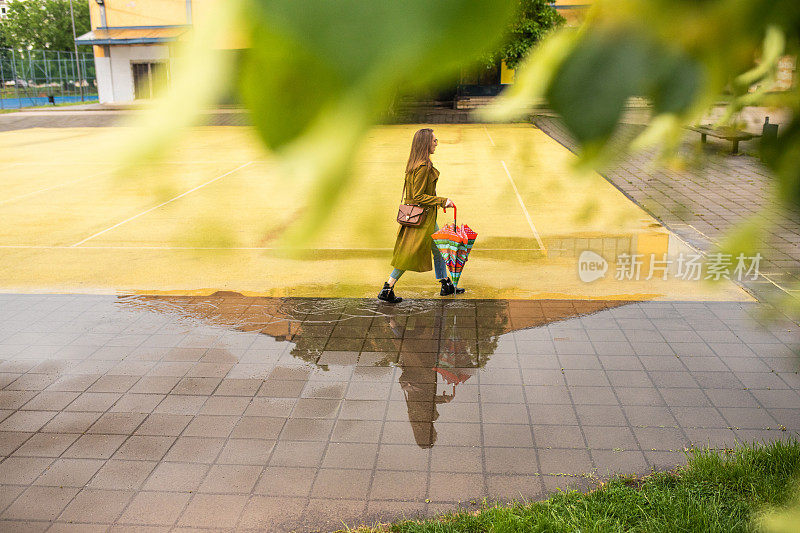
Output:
[{"xmin": 442, "ymin": 205, "xmax": 456, "ymax": 227}]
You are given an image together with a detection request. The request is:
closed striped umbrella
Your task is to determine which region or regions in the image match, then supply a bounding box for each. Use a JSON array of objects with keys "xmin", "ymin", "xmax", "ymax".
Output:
[{"xmin": 431, "ymin": 206, "xmax": 478, "ymax": 287}]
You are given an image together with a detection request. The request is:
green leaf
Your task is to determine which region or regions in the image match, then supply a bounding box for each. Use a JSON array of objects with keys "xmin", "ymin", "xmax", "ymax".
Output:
[
  {"xmin": 763, "ymin": 119, "xmax": 800, "ymax": 211},
  {"xmin": 234, "ymin": 0, "xmax": 516, "ymax": 243},
  {"xmin": 648, "ymin": 51, "xmax": 704, "ymax": 116},
  {"xmin": 546, "ymin": 30, "xmax": 651, "ymax": 146},
  {"xmin": 239, "ymin": 0, "xmax": 516, "ymax": 151}
]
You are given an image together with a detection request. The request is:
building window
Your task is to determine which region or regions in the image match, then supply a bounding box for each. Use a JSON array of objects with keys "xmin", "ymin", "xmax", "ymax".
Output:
[{"xmin": 132, "ymin": 62, "xmax": 169, "ymax": 99}]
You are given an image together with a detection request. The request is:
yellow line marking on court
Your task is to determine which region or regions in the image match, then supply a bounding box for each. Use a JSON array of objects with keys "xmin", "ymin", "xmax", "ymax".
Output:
[
  {"xmin": 70, "ymin": 161, "xmax": 254, "ymax": 247},
  {"xmin": 0, "ymin": 169, "xmax": 111, "ymax": 206},
  {"xmin": 761, "ymin": 274, "xmax": 792, "ymax": 293}
]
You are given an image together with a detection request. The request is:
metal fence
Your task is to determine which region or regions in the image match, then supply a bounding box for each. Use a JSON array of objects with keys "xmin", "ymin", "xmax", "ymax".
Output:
[{"xmin": 0, "ymin": 48, "xmax": 97, "ymax": 109}]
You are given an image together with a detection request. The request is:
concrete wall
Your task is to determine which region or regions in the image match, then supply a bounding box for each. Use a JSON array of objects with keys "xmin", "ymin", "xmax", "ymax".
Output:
[{"xmin": 95, "ymin": 45, "xmax": 170, "ymax": 103}]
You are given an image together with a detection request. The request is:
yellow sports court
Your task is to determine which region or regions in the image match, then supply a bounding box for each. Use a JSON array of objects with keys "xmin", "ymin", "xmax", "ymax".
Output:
[{"xmin": 0, "ymin": 122, "xmax": 751, "ymax": 301}]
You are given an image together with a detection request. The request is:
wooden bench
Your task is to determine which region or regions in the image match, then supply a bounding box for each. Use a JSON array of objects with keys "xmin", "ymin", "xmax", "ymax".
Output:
[{"xmin": 687, "ymin": 124, "xmax": 759, "ymax": 155}]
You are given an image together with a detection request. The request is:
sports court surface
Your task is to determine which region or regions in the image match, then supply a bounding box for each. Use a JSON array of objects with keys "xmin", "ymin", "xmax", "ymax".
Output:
[{"xmin": 1, "ymin": 123, "xmax": 750, "ymax": 302}]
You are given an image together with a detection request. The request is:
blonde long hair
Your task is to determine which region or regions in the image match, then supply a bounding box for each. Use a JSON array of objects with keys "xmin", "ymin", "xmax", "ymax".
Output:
[{"xmin": 405, "ymin": 128, "xmax": 434, "ymax": 174}]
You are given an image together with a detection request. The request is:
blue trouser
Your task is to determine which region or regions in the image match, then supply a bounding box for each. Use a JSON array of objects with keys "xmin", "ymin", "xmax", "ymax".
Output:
[{"xmin": 390, "ymin": 224, "xmax": 447, "ymax": 281}]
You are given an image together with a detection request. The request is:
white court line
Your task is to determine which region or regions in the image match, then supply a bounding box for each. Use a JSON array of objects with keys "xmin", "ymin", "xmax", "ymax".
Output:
[
  {"xmin": 484, "ymin": 126, "xmax": 547, "ymax": 254},
  {"xmin": 0, "ymin": 245, "xmax": 546, "ymax": 251},
  {"xmin": 0, "ymin": 169, "xmax": 111, "ymax": 206},
  {"xmin": 483, "ymin": 125, "xmax": 495, "ymax": 146},
  {"xmin": 70, "ymin": 161, "xmax": 254, "ymax": 247},
  {"xmin": 500, "ymin": 160, "xmax": 546, "ymax": 253}
]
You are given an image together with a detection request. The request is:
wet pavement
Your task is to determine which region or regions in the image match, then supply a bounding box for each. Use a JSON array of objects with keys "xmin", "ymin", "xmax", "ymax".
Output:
[
  {"xmin": 535, "ymin": 115, "xmax": 800, "ymax": 307},
  {"xmin": 1, "ymin": 293, "xmax": 798, "ymax": 531}
]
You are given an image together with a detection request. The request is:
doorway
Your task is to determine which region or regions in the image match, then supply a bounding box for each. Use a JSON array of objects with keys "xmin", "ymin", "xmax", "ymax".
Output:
[{"xmin": 132, "ymin": 62, "xmax": 168, "ymax": 99}]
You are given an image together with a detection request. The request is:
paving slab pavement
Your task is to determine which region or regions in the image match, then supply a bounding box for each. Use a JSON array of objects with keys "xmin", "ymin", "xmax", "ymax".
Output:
[
  {"xmin": 534, "ymin": 115, "xmax": 800, "ymax": 307},
  {"xmin": 0, "ymin": 294, "xmax": 798, "ymax": 531}
]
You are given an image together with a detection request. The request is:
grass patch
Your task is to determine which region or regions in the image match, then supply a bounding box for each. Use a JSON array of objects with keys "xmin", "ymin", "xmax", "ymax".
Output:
[{"xmin": 359, "ymin": 440, "xmax": 800, "ymax": 532}]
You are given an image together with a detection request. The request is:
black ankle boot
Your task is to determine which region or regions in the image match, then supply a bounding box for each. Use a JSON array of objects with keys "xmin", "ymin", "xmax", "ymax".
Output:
[
  {"xmin": 378, "ymin": 282, "xmax": 402, "ymax": 304},
  {"xmin": 440, "ymin": 278, "xmax": 465, "ymax": 296}
]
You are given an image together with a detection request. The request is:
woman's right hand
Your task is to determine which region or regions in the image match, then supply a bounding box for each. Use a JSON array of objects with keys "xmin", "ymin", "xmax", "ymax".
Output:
[{"xmin": 444, "ymin": 198, "xmax": 455, "ymax": 208}]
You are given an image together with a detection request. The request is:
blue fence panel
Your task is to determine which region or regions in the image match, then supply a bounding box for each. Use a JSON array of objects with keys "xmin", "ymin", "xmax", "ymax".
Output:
[{"xmin": 0, "ymin": 48, "xmax": 97, "ymax": 110}]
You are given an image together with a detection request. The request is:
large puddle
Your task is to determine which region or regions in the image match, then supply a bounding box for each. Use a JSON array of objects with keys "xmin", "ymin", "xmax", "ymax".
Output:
[{"xmin": 119, "ymin": 294, "xmax": 638, "ymax": 449}]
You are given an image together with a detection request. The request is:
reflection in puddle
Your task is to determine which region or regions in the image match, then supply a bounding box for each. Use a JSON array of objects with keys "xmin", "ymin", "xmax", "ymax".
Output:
[{"xmin": 121, "ymin": 293, "xmax": 634, "ymax": 447}]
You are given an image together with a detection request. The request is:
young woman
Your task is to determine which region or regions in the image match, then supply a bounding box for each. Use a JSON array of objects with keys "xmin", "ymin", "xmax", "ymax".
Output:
[{"xmin": 378, "ymin": 128, "xmax": 465, "ymax": 304}]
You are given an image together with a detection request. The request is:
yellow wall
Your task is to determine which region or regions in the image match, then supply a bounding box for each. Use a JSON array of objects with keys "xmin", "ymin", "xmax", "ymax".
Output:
[
  {"xmin": 500, "ymin": 60, "xmax": 515, "ymax": 84},
  {"xmin": 89, "ymin": 0, "xmax": 220, "ymax": 29},
  {"xmin": 553, "ymin": 0, "xmax": 592, "ymax": 27}
]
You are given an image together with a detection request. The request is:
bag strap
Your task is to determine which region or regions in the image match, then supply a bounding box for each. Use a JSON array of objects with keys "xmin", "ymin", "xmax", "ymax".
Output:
[{"xmin": 401, "ymin": 163, "xmax": 427, "ymax": 205}]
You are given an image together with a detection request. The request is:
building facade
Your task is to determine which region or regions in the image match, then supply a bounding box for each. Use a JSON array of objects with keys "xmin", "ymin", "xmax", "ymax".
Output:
[
  {"xmin": 79, "ymin": 0, "xmax": 593, "ymax": 105},
  {"xmin": 76, "ymin": 0, "xmax": 212, "ymax": 103}
]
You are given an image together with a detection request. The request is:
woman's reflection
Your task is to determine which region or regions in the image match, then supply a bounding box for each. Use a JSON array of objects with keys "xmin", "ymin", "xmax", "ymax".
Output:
[
  {"xmin": 389, "ymin": 311, "xmax": 478, "ymax": 448},
  {"xmin": 399, "ymin": 352, "xmax": 451, "ymax": 448}
]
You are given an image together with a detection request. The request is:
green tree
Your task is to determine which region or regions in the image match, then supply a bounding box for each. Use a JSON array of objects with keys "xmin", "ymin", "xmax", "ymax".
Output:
[
  {"xmin": 482, "ymin": 0, "xmax": 565, "ymax": 70},
  {"xmin": 0, "ymin": 23, "xmax": 9, "ymax": 49},
  {"xmin": 1, "ymin": 0, "xmax": 90, "ymax": 51}
]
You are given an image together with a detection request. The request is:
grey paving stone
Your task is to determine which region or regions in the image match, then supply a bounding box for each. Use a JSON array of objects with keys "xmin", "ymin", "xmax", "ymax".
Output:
[
  {"xmin": 118, "ymin": 490, "xmax": 191, "ymax": 526},
  {"xmin": 0, "ymin": 456, "xmax": 54, "ymax": 484},
  {"xmin": 633, "ymin": 427, "xmax": 690, "ymax": 451},
  {"xmin": 1, "ymin": 485, "xmax": 79, "ymax": 521},
  {"xmin": 538, "ymin": 448, "xmax": 593, "ymax": 476},
  {"xmin": 592, "ymin": 450, "xmax": 649, "ymax": 475},
  {"xmin": 88, "ymin": 460, "xmax": 157, "ymax": 490},
  {"xmin": 583, "ymin": 426, "xmax": 638, "ymax": 450},
  {"xmin": 720, "ymin": 407, "xmax": 779, "ymax": 429},
  {"xmin": 57, "ymin": 487, "xmax": 134, "ymax": 524},
  {"xmin": 622, "ymin": 405, "xmax": 678, "ymax": 427}
]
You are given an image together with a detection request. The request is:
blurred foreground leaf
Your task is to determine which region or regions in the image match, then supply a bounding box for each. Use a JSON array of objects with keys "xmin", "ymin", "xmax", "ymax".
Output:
[
  {"xmin": 486, "ymin": 0, "xmax": 800, "ymax": 206},
  {"xmin": 125, "ymin": 0, "xmax": 515, "ymax": 247},
  {"xmin": 759, "ymin": 482, "xmax": 800, "ymax": 533},
  {"xmin": 237, "ymin": 0, "xmax": 515, "ymax": 243}
]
